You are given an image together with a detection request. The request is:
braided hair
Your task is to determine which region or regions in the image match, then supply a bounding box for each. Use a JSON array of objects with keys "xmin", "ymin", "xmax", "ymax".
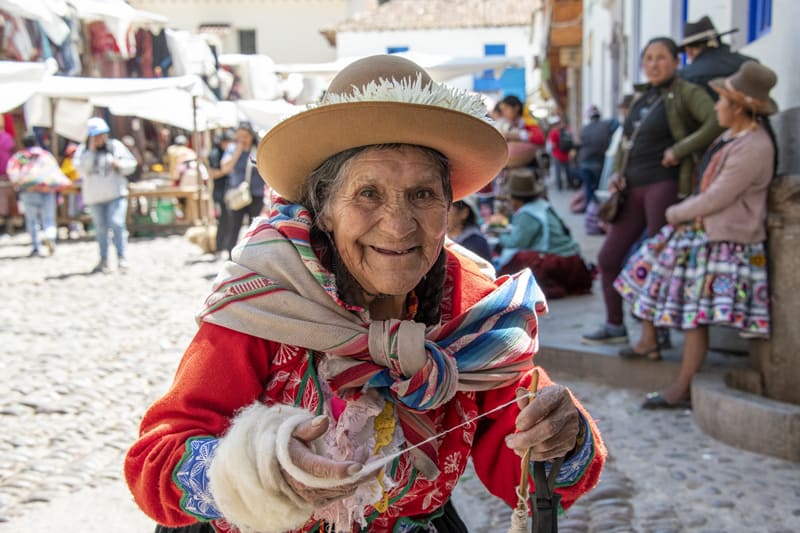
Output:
[{"xmin": 299, "ymin": 144, "xmax": 452, "ymax": 326}]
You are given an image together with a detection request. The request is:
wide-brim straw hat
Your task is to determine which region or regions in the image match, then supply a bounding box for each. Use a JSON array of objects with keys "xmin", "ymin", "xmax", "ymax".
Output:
[
  {"xmin": 256, "ymin": 55, "xmax": 508, "ymax": 202},
  {"xmin": 679, "ymin": 16, "xmax": 738, "ymax": 49},
  {"xmin": 506, "ymin": 167, "xmax": 546, "ymax": 197},
  {"xmin": 709, "ymin": 61, "xmax": 778, "ymax": 115}
]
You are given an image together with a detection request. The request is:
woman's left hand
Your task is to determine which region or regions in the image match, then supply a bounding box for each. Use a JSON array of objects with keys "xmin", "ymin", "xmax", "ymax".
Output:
[
  {"xmin": 661, "ymin": 148, "xmax": 679, "ymax": 167},
  {"xmin": 505, "ymin": 384, "xmax": 580, "ymax": 461},
  {"xmin": 665, "ymin": 206, "xmax": 680, "ymax": 226}
]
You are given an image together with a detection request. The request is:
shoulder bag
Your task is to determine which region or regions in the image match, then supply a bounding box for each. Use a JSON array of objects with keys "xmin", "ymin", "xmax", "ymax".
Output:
[
  {"xmin": 224, "ymin": 150, "xmax": 254, "ymax": 211},
  {"xmin": 598, "ymin": 95, "xmax": 663, "ymax": 223}
]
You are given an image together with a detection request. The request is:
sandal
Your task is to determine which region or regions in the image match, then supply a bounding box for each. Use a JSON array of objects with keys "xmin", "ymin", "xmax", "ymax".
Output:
[
  {"xmin": 641, "ymin": 392, "xmax": 691, "ymax": 410},
  {"xmin": 618, "ymin": 345, "xmax": 662, "ymax": 361}
]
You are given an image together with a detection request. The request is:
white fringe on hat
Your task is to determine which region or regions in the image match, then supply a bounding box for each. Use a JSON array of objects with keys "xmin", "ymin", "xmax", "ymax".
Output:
[{"xmin": 318, "ymin": 73, "xmax": 490, "ymax": 121}]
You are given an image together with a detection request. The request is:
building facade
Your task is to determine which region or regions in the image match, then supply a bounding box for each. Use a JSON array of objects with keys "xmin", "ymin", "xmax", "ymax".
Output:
[{"xmin": 127, "ymin": 0, "xmax": 359, "ymax": 63}]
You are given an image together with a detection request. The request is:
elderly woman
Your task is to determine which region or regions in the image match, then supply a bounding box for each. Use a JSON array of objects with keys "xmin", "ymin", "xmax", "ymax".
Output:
[
  {"xmin": 125, "ymin": 55, "xmax": 604, "ymax": 533},
  {"xmin": 583, "ymin": 37, "xmax": 722, "ymax": 345}
]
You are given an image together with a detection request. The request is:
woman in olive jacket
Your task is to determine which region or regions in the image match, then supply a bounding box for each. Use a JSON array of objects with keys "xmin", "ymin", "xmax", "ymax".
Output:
[{"xmin": 583, "ymin": 37, "xmax": 722, "ymax": 345}]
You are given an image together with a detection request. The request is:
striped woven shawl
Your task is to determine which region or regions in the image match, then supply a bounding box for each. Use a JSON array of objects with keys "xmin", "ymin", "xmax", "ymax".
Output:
[{"xmin": 199, "ymin": 200, "xmax": 546, "ymax": 478}]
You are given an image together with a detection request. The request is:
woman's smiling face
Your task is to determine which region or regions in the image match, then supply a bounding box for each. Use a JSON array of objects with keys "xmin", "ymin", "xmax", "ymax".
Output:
[{"xmin": 321, "ymin": 146, "xmax": 449, "ymax": 298}]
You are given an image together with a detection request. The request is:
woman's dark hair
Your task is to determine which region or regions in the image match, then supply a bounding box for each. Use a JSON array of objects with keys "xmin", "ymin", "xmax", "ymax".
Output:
[
  {"xmin": 22, "ymin": 135, "xmax": 37, "ymax": 148},
  {"xmin": 500, "ymin": 95, "xmax": 524, "ymax": 117},
  {"xmin": 641, "ymin": 37, "xmax": 680, "ymax": 59},
  {"xmin": 236, "ymin": 125, "xmax": 258, "ymax": 145},
  {"xmin": 300, "ymin": 143, "xmax": 452, "ymax": 326},
  {"xmin": 452, "ymin": 200, "xmax": 478, "ymax": 227},
  {"xmin": 759, "ymin": 116, "xmax": 780, "ymax": 176}
]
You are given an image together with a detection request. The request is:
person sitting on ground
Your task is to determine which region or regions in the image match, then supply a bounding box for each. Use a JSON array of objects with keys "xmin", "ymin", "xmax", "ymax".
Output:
[
  {"xmin": 678, "ymin": 16, "xmax": 757, "ymax": 100},
  {"xmin": 124, "ymin": 54, "xmax": 605, "ymax": 533},
  {"xmin": 446, "ymin": 196, "xmax": 492, "ymax": 262},
  {"xmin": 582, "ymin": 36, "xmax": 722, "ymax": 345},
  {"xmin": 6, "ymin": 135, "xmax": 71, "ymax": 257},
  {"xmin": 615, "ymin": 61, "xmax": 778, "ymax": 408},
  {"xmin": 494, "ymin": 168, "xmax": 592, "ymax": 299}
]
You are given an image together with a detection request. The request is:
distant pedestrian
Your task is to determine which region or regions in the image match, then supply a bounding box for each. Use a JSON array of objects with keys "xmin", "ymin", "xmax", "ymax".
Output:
[
  {"xmin": 74, "ymin": 117, "xmax": 138, "ymax": 273},
  {"xmin": 216, "ymin": 125, "xmax": 265, "ymax": 259},
  {"xmin": 207, "ymin": 129, "xmax": 235, "ymax": 255},
  {"xmin": 546, "ymin": 115, "xmax": 572, "ymax": 190},
  {"xmin": 678, "ymin": 16, "xmax": 757, "ymax": 99},
  {"xmin": 447, "ymin": 196, "xmax": 492, "ymax": 262},
  {"xmin": 576, "ymin": 105, "xmax": 616, "ymax": 205},
  {"xmin": 6, "ymin": 135, "xmax": 71, "ymax": 256}
]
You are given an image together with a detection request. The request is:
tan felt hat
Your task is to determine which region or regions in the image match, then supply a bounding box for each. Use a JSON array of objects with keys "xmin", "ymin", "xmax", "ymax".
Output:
[{"xmin": 256, "ymin": 54, "xmax": 508, "ymax": 202}]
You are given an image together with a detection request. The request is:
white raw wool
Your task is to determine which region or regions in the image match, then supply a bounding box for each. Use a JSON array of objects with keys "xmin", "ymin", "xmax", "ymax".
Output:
[{"xmin": 208, "ymin": 402, "xmax": 315, "ymax": 533}]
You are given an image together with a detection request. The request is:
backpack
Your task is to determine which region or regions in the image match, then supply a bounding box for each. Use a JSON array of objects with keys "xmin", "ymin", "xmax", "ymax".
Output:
[{"xmin": 558, "ymin": 127, "xmax": 575, "ymax": 152}]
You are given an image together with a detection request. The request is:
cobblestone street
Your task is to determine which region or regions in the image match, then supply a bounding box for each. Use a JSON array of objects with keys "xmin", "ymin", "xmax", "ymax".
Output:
[{"xmin": 1, "ymin": 232, "xmax": 799, "ymax": 532}]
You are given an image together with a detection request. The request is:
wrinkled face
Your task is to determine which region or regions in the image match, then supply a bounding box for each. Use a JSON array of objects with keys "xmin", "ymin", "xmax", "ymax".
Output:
[
  {"xmin": 321, "ymin": 146, "xmax": 449, "ymax": 297},
  {"xmin": 642, "ymin": 42, "xmax": 679, "ymax": 85}
]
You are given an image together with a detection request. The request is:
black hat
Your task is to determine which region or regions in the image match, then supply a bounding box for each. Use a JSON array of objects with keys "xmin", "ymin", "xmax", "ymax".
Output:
[{"xmin": 679, "ymin": 16, "xmax": 738, "ymax": 49}]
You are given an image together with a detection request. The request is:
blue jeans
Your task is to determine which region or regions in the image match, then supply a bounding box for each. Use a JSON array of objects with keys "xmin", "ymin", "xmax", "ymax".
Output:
[
  {"xmin": 19, "ymin": 191, "xmax": 57, "ymax": 252},
  {"xmin": 550, "ymin": 159, "xmax": 568, "ymax": 189},
  {"xmin": 577, "ymin": 163, "xmax": 602, "ymax": 204},
  {"xmin": 89, "ymin": 196, "xmax": 128, "ymax": 259}
]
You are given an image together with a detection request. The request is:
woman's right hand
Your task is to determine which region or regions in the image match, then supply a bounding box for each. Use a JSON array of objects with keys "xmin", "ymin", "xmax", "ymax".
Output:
[
  {"xmin": 281, "ymin": 415, "xmax": 367, "ymax": 506},
  {"xmin": 608, "ymin": 173, "xmax": 626, "ymax": 193}
]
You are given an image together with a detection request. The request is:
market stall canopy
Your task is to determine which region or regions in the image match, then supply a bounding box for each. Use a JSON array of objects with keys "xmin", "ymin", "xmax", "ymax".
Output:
[
  {"xmin": 0, "ymin": 60, "xmax": 55, "ymax": 113},
  {"xmin": 272, "ymin": 51, "xmax": 525, "ymax": 82},
  {"xmin": 233, "ymin": 99, "xmax": 304, "ymax": 134},
  {"xmin": 23, "ymin": 74, "xmax": 235, "ymax": 140}
]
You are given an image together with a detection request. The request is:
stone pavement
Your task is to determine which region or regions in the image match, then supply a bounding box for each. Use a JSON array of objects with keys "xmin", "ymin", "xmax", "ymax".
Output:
[{"xmin": 0, "ymin": 194, "xmax": 798, "ymax": 531}]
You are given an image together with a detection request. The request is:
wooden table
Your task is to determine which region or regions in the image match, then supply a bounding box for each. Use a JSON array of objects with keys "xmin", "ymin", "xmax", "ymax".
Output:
[{"xmin": 127, "ymin": 184, "xmax": 212, "ymax": 234}]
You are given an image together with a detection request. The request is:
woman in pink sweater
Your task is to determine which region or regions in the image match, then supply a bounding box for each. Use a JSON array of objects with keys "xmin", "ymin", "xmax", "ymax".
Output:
[{"xmin": 614, "ymin": 61, "xmax": 779, "ymax": 408}]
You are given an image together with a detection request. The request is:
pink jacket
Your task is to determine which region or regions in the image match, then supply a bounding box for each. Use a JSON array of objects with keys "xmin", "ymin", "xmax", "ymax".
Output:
[{"xmin": 668, "ymin": 125, "xmax": 774, "ymax": 244}]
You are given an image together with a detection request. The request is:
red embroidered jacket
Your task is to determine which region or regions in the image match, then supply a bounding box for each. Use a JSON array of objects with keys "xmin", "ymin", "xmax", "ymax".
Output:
[{"xmin": 125, "ymin": 253, "xmax": 605, "ymax": 531}]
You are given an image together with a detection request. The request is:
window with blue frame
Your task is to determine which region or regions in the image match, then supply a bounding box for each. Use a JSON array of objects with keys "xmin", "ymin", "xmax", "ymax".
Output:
[
  {"xmin": 386, "ymin": 46, "xmax": 409, "ymax": 54},
  {"xmin": 748, "ymin": 0, "xmax": 772, "ymax": 42}
]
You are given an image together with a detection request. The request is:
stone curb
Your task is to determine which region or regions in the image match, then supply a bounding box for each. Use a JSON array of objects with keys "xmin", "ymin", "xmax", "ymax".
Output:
[
  {"xmin": 692, "ymin": 373, "xmax": 800, "ymax": 463},
  {"xmin": 536, "ymin": 344, "xmax": 680, "ymax": 392}
]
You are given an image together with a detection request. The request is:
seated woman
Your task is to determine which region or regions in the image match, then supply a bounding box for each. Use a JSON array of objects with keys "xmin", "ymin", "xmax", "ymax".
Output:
[
  {"xmin": 447, "ymin": 196, "xmax": 492, "ymax": 262},
  {"xmin": 614, "ymin": 61, "xmax": 778, "ymax": 408},
  {"xmin": 125, "ymin": 55, "xmax": 605, "ymax": 533},
  {"xmin": 495, "ymin": 168, "xmax": 592, "ymax": 299}
]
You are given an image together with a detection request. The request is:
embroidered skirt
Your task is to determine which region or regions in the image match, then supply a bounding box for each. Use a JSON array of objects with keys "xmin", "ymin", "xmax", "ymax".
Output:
[{"xmin": 614, "ymin": 224, "xmax": 770, "ymax": 336}]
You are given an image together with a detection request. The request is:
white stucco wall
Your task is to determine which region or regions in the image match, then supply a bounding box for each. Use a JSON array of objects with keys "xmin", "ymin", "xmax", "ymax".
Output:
[
  {"xmin": 738, "ymin": 0, "xmax": 799, "ymax": 110},
  {"xmin": 128, "ymin": 0, "xmax": 348, "ymax": 62},
  {"xmin": 335, "ymin": 27, "xmax": 534, "ymax": 93},
  {"xmin": 582, "ymin": 0, "xmax": 616, "ymax": 120}
]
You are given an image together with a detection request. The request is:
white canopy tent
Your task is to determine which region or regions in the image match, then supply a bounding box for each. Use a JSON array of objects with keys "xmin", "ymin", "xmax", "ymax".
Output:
[
  {"xmin": 22, "ymin": 74, "xmax": 236, "ymax": 140},
  {"xmin": 233, "ymin": 99, "xmax": 304, "ymax": 134},
  {"xmin": 272, "ymin": 52, "xmax": 525, "ymax": 83},
  {"xmin": 0, "ymin": 60, "xmax": 55, "ymax": 114}
]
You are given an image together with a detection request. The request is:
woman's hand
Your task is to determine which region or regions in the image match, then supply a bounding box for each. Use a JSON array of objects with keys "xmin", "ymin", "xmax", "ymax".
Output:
[
  {"xmin": 665, "ymin": 206, "xmax": 681, "ymax": 226},
  {"xmin": 281, "ymin": 415, "xmax": 367, "ymax": 507},
  {"xmin": 661, "ymin": 148, "xmax": 679, "ymax": 167},
  {"xmin": 608, "ymin": 173, "xmax": 626, "ymax": 193},
  {"xmin": 505, "ymin": 384, "xmax": 580, "ymax": 462}
]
